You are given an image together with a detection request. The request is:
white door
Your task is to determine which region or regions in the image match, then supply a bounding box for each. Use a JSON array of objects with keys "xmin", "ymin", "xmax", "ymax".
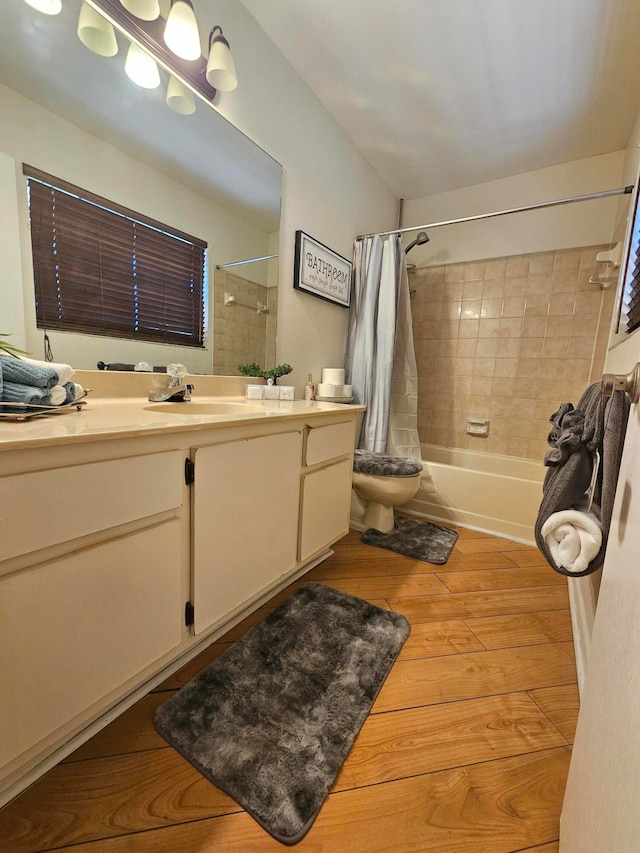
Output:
[{"xmin": 560, "ymin": 401, "xmax": 640, "ymax": 851}]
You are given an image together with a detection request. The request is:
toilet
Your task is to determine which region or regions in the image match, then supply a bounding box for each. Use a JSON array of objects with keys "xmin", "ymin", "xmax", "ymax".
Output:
[{"xmin": 351, "ymin": 449, "xmax": 423, "ymax": 533}]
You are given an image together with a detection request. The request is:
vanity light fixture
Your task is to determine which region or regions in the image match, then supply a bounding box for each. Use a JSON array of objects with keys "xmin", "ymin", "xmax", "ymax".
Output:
[
  {"xmin": 118, "ymin": 0, "xmax": 160, "ymax": 21},
  {"xmin": 23, "ymin": 0, "xmax": 62, "ymax": 14},
  {"xmin": 206, "ymin": 25, "xmax": 237, "ymax": 92},
  {"xmin": 164, "ymin": 0, "xmax": 201, "ymax": 61},
  {"xmin": 166, "ymin": 76, "xmax": 196, "ymax": 115},
  {"xmin": 125, "ymin": 42, "xmax": 160, "ymax": 88},
  {"xmin": 77, "ymin": 2, "xmax": 119, "ymax": 57}
]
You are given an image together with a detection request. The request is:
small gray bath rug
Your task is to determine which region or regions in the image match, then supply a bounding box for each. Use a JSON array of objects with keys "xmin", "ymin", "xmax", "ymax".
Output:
[
  {"xmin": 154, "ymin": 582, "xmax": 409, "ymax": 845},
  {"xmin": 362, "ymin": 516, "xmax": 459, "ymax": 564}
]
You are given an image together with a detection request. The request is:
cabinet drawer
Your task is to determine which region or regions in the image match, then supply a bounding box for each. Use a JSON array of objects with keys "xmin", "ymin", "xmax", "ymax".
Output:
[
  {"xmin": 299, "ymin": 457, "xmax": 352, "ymax": 562},
  {"xmin": 304, "ymin": 421, "xmax": 355, "ymax": 467},
  {"xmin": 0, "ymin": 520, "xmax": 182, "ymax": 770},
  {"xmin": 0, "ymin": 451, "xmax": 183, "ymax": 562}
]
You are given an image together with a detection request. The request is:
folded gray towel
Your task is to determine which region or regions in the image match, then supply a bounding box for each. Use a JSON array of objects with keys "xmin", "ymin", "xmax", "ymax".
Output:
[
  {"xmin": 1, "ymin": 381, "xmax": 51, "ymax": 405},
  {"xmin": 0, "ymin": 356, "xmax": 58, "ymax": 389}
]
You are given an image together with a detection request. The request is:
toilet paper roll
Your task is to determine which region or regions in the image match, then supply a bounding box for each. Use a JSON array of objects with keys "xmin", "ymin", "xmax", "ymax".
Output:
[
  {"xmin": 318, "ymin": 382, "xmax": 343, "ymax": 397},
  {"xmin": 322, "ymin": 368, "xmax": 345, "ymax": 385},
  {"xmin": 342, "ymin": 384, "xmax": 352, "ymax": 397}
]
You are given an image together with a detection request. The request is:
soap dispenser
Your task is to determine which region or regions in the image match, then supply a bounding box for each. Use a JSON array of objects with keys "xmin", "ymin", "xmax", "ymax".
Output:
[{"xmin": 304, "ymin": 373, "xmax": 316, "ymax": 401}]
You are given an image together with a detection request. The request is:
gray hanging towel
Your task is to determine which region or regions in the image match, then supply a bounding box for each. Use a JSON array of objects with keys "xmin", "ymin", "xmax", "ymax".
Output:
[{"xmin": 535, "ymin": 383, "xmax": 629, "ymax": 577}]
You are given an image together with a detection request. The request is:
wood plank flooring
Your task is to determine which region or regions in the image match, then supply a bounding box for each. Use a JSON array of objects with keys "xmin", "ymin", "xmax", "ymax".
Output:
[{"xmin": 0, "ymin": 525, "xmax": 578, "ymax": 853}]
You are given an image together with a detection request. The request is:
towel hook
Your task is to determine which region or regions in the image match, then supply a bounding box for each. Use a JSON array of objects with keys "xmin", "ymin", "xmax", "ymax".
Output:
[{"xmin": 601, "ymin": 363, "xmax": 640, "ymax": 403}]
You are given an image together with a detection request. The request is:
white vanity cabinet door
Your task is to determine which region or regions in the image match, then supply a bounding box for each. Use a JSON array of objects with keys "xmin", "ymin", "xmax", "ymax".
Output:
[
  {"xmin": 0, "ymin": 520, "xmax": 182, "ymax": 771},
  {"xmin": 299, "ymin": 458, "xmax": 353, "ymax": 562},
  {"xmin": 192, "ymin": 430, "xmax": 302, "ymax": 635}
]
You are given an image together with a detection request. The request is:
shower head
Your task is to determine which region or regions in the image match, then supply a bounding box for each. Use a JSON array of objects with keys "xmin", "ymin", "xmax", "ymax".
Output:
[{"xmin": 404, "ymin": 231, "xmax": 430, "ymax": 254}]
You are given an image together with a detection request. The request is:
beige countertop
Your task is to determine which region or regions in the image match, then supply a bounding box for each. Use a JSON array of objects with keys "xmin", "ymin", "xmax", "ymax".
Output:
[{"xmin": 0, "ymin": 395, "xmax": 363, "ymax": 452}]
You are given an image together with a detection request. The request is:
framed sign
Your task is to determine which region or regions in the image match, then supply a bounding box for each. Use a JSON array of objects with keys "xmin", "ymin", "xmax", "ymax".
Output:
[{"xmin": 293, "ymin": 230, "xmax": 352, "ymax": 308}]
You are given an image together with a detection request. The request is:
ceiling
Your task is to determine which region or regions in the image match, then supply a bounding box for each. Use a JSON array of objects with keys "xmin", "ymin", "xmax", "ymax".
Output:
[{"xmin": 241, "ymin": 0, "xmax": 640, "ymax": 200}]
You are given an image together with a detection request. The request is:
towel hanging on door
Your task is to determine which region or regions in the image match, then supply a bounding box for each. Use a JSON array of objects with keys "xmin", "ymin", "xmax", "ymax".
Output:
[{"xmin": 535, "ymin": 383, "xmax": 629, "ymax": 576}]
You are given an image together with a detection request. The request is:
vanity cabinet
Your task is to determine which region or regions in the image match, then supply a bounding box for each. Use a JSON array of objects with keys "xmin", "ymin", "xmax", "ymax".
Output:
[
  {"xmin": 298, "ymin": 420, "xmax": 356, "ymax": 562},
  {"xmin": 0, "ymin": 404, "xmax": 359, "ymax": 805},
  {"xmin": 191, "ymin": 430, "xmax": 302, "ymax": 635},
  {"xmin": 0, "ymin": 450, "xmax": 185, "ymax": 785}
]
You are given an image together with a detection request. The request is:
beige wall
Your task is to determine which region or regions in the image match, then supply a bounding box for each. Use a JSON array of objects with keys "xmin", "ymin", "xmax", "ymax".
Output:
[
  {"xmin": 402, "ymin": 152, "xmax": 623, "ymax": 268},
  {"xmin": 414, "ymin": 244, "xmax": 617, "ymax": 460}
]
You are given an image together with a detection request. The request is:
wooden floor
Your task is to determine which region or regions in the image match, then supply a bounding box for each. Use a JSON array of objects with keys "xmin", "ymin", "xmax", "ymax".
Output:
[{"xmin": 0, "ymin": 525, "xmax": 578, "ymax": 853}]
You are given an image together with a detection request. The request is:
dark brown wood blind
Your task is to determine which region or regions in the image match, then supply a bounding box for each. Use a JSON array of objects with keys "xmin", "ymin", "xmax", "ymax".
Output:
[
  {"xmin": 625, "ymin": 187, "xmax": 640, "ymax": 333},
  {"xmin": 24, "ymin": 165, "xmax": 206, "ymax": 347}
]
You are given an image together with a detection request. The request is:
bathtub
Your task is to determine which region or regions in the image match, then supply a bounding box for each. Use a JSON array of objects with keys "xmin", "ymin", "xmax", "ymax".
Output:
[{"xmin": 403, "ymin": 443, "xmax": 545, "ymax": 544}]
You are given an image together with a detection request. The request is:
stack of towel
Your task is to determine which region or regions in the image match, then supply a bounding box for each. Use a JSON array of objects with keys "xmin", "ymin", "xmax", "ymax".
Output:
[{"xmin": 0, "ymin": 356, "xmax": 82, "ymax": 408}]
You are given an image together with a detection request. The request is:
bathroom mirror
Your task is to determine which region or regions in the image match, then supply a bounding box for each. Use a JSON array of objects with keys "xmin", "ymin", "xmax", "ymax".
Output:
[{"xmin": 0, "ymin": 0, "xmax": 281, "ymax": 374}]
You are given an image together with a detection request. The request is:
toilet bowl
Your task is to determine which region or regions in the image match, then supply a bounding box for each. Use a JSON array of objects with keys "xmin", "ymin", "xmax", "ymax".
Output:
[{"xmin": 351, "ymin": 450, "xmax": 423, "ymax": 533}]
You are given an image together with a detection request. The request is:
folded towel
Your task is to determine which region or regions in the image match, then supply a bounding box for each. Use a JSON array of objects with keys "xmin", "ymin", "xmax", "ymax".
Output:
[
  {"xmin": 19, "ymin": 356, "xmax": 75, "ymax": 386},
  {"xmin": 0, "ymin": 356, "xmax": 58, "ymax": 389},
  {"xmin": 1, "ymin": 381, "xmax": 51, "ymax": 405},
  {"xmin": 541, "ymin": 507, "xmax": 602, "ymax": 573},
  {"xmin": 49, "ymin": 385, "xmax": 67, "ymax": 406},
  {"xmin": 62, "ymin": 382, "xmax": 83, "ymax": 403}
]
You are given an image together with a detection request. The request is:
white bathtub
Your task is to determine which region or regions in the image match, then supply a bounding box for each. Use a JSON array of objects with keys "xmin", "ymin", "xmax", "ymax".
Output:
[{"xmin": 403, "ymin": 443, "xmax": 545, "ymax": 544}]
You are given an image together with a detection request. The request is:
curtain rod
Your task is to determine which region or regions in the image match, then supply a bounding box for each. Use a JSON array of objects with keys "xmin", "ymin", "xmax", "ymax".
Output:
[
  {"xmin": 216, "ymin": 253, "xmax": 278, "ymax": 269},
  {"xmin": 357, "ymin": 186, "xmax": 634, "ymax": 241}
]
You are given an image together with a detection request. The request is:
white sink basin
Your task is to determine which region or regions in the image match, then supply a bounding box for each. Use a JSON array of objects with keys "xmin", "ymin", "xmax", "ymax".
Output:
[{"xmin": 145, "ymin": 401, "xmax": 265, "ymax": 415}]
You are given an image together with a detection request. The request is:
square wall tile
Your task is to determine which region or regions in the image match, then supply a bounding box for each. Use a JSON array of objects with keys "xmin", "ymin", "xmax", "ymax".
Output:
[
  {"xmin": 496, "ymin": 338, "xmax": 521, "ymax": 357},
  {"xmin": 516, "ymin": 378, "xmax": 540, "ymax": 399},
  {"xmin": 502, "ymin": 296, "xmax": 526, "ymax": 317},
  {"xmin": 506, "ymin": 255, "xmax": 530, "ymax": 277},
  {"xmin": 478, "ymin": 318, "xmax": 501, "ymax": 338},
  {"xmin": 529, "ymin": 252, "xmax": 555, "ymax": 275},
  {"xmin": 476, "ymin": 338, "xmax": 498, "ymax": 357},
  {"xmin": 485, "ymin": 259, "xmax": 507, "ymax": 278},
  {"xmin": 504, "ymin": 277, "xmax": 527, "ymax": 297}
]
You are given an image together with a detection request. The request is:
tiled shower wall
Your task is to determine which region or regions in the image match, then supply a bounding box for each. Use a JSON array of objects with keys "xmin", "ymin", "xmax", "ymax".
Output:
[
  {"xmin": 411, "ymin": 244, "xmax": 617, "ymax": 460},
  {"xmin": 213, "ymin": 269, "xmax": 277, "ymax": 375}
]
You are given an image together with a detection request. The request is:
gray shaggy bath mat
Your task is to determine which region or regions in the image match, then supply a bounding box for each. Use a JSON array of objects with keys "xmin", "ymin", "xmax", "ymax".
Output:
[
  {"xmin": 362, "ymin": 515, "xmax": 458, "ymax": 564},
  {"xmin": 154, "ymin": 582, "xmax": 409, "ymax": 845}
]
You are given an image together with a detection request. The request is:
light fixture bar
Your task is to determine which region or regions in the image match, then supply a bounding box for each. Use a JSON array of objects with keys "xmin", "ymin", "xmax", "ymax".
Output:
[{"xmin": 84, "ymin": 0, "xmax": 216, "ymax": 101}]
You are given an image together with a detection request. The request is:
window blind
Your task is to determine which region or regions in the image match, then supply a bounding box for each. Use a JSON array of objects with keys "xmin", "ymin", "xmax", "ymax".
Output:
[
  {"xmin": 24, "ymin": 165, "xmax": 206, "ymax": 347},
  {"xmin": 619, "ymin": 182, "xmax": 640, "ymax": 335}
]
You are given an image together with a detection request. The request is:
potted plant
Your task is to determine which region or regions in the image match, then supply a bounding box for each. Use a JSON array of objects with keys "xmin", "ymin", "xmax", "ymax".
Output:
[{"xmin": 238, "ymin": 362, "xmax": 293, "ymax": 384}]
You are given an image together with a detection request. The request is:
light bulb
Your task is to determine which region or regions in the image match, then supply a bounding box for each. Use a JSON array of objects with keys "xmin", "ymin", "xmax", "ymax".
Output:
[
  {"xmin": 125, "ymin": 43, "xmax": 160, "ymax": 89},
  {"xmin": 118, "ymin": 0, "xmax": 160, "ymax": 21},
  {"xmin": 23, "ymin": 0, "xmax": 62, "ymax": 14},
  {"xmin": 164, "ymin": 0, "xmax": 201, "ymax": 61},
  {"xmin": 166, "ymin": 77, "xmax": 196, "ymax": 115},
  {"xmin": 206, "ymin": 28, "xmax": 237, "ymax": 92},
  {"xmin": 77, "ymin": 3, "xmax": 118, "ymax": 58}
]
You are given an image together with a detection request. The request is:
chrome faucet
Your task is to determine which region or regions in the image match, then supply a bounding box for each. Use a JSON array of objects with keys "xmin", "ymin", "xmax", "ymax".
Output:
[{"xmin": 148, "ymin": 363, "xmax": 194, "ymax": 402}]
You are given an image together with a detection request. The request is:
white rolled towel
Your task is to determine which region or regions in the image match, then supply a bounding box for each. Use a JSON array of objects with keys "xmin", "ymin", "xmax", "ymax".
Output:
[
  {"xmin": 49, "ymin": 385, "xmax": 66, "ymax": 406},
  {"xmin": 20, "ymin": 356, "xmax": 75, "ymax": 386},
  {"xmin": 541, "ymin": 508, "xmax": 602, "ymax": 573}
]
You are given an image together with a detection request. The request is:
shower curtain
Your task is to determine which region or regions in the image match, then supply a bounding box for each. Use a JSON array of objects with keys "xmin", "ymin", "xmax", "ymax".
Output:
[{"xmin": 345, "ymin": 234, "xmax": 421, "ymax": 460}]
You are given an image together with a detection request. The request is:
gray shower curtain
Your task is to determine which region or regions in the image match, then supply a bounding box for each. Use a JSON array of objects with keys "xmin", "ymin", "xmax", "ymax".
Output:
[{"xmin": 345, "ymin": 234, "xmax": 420, "ymax": 459}]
